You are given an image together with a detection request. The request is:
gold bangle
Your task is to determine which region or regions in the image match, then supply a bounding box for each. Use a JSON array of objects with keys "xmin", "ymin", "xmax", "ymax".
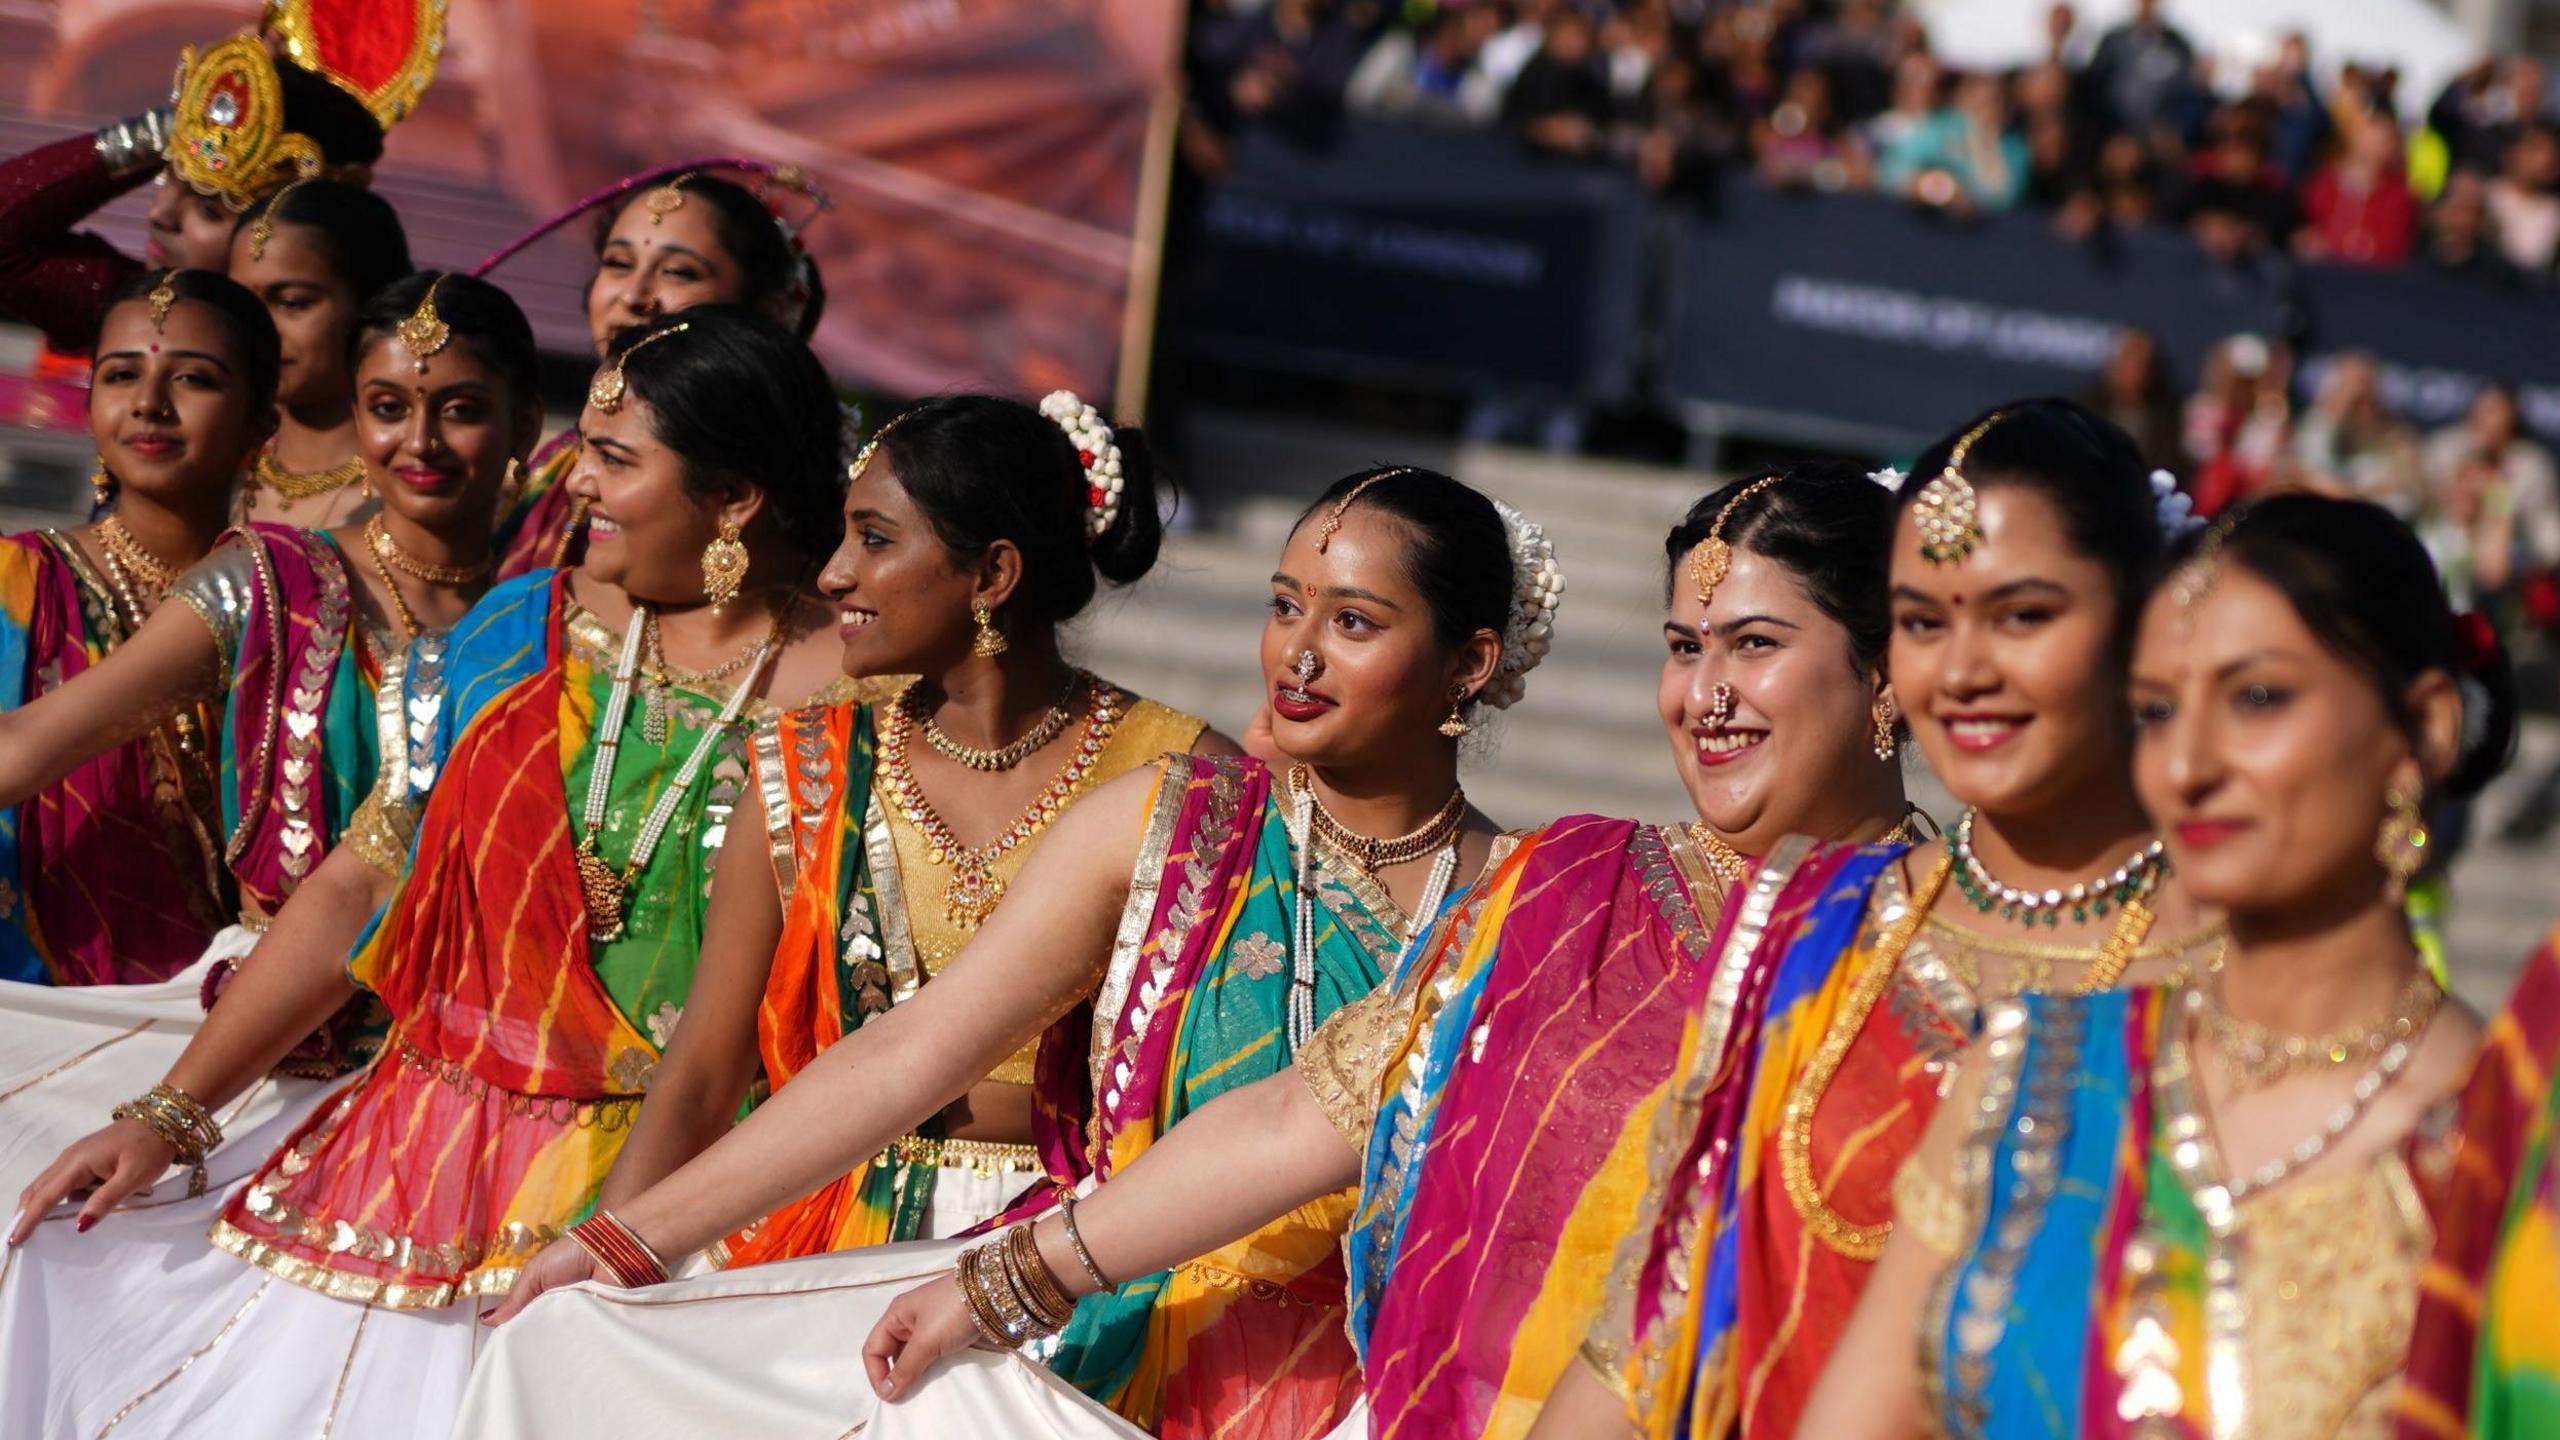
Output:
[
  {"xmin": 966, "ymin": 1240, "xmax": 1041, "ymax": 1348},
  {"xmin": 1056, "ymin": 1187, "xmax": 1116, "ymax": 1291},
  {"xmin": 1006, "ymin": 1223, "xmax": 1078, "ymax": 1330},
  {"xmin": 955, "ymin": 1245, "xmax": 1013, "ymax": 1349}
]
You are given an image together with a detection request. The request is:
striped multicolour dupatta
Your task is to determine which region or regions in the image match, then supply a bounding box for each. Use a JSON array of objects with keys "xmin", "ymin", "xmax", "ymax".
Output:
[
  {"xmin": 1031, "ymin": 753, "xmax": 1419, "ymax": 1440},
  {"xmin": 2402, "ymin": 924, "xmax": 2560, "ymax": 1440},
  {"xmin": 1354, "ymin": 816, "xmax": 1735, "ymax": 1440},
  {"xmin": 491, "ymin": 430, "xmax": 586, "ymax": 580},
  {"xmin": 0, "ymin": 532, "xmax": 226, "ymax": 985}
]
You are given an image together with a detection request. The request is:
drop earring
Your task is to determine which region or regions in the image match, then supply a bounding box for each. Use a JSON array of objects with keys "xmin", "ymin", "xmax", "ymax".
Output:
[
  {"xmin": 972, "ymin": 602, "xmax": 1009, "ymax": 658},
  {"xmin": 90, "ymin": 461, "xmax": 113, "ymax": 511},
  {"xmin": 1871, "ymin": 694, "xmax": 1899, "ymax": 761},
  {"xmin": 2375, "ymin": 786, "xmax": 2428, "ymax": 905},
  {"xmin": 1438, "ymin": 686, "xmax": 1471, "ymax": 739},
  {"xmin": 701, "ymin": 520, "xmax": 747, "ymax": 613}
]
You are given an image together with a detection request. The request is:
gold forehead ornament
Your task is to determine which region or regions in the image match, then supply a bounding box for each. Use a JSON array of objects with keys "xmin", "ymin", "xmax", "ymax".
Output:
[
  {"xmin": 1689, "ymin": 474, "xmax": 1782, "ymax": 611},
  {"xmin": 1315, "ymin": 467, "xmax": 1416, "ymax": 553},
  {"xmin": 588, "ymin": 322, "xmax": 692, "ymax": 414},
  {"xmin": 1913, "ymin": 413, "xmax": 2004, "ymax": 565},
  {"xmin": 396, "ymin": 275, "xmax": 451, "ymax": 374}
]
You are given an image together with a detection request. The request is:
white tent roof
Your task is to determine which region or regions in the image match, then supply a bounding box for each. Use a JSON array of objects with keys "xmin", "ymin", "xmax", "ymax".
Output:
[{"xmin": 1914, "ymin": 0, "xmax": 2481, "ymax": 115}]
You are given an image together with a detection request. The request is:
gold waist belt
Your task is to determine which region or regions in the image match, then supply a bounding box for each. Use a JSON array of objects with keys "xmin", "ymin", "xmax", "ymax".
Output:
[
  {"xmin": 882, "ymin": 1132, "xmax": 1042, "ymax": 1176},
  {"xmin": 395, "ymin": 1038, "xmax": 642, "ymax": 1130}
]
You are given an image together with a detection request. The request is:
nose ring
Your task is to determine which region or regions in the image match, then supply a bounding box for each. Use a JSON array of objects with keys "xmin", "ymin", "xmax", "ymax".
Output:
[
  {"xmin": 1706, "ymin": 682, "xmax": 1736, "ymax": 729},
  {"xmin": 1293, "ymin": 649, "xmax": 1319, "ymax": 684}
]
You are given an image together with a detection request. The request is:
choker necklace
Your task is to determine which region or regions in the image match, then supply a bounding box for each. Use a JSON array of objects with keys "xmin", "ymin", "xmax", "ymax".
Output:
[
  {"xmin": 914, "ymin": 673, "xmax": 1081, "ymax": 772},
  {"xmin": 1949, "ymin": 809, "xmax": 2166, "ymax": 927},
  {"xmin": 256, "ymin": 447, "xmax": 365, "ymax": 506},
  {"xmin": 640, "ymin": 606, "xmax": 783, "ymax": 744},
  {"xmin": 575, "ymin": 604, "xmax": 777, "ymax": 942},
  {"xmin": 1689, "ymin": 807, "xmax": 1929, "ymax": 889},
  {"xmin": 93, "ymin": 515, "xmax": 180, "ymax": 594},
  {"xmin": 363, "ymin": 517, "xmax": 492, "ymax": 641},
  {"xmin": 881, "ymin": 675, "xmax": 1119, "ymax": 928},
  {"xmin": 1283, "ymin": 764, "xmax": 1467, "ymax": 1049},
  {"xmin": 2199, "ymin": 954, "xmax": 2442, "ymax": 1094}
]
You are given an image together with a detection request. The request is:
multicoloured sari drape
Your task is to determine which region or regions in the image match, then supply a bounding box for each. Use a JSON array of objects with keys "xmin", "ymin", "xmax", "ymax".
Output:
[
  {"xmin": 1034, "ymin": 754, "xmax": 1413, "ymax": 1440},
  {"xmin": 0, "ymin": 531, "xmax": 225, "ymax": 985},
  {"xmin": 492, "ymin": 432, "xmax": 585, "ymax": 581},
  {"xmin": 1921, "ymin": 986, "xmax": 2443, "ymax": 1440},
  {"xmin": 1349, "ymin": 816, "xmax": 1731, "ymax": 1440},
  {"xmin": 209, "ymin": 572, "xmax": 795, "ymax": 1306},
  {"xmin": 2403, "ymin": 924, "xmax": 2560, "ymax": 1440},
  {"xmin": 1607, "ymin": 840, "xmax": 1956, "ymax": 1440}
]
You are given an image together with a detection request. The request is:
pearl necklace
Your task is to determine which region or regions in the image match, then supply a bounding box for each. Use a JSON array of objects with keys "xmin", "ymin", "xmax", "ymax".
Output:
[
  {"xmin": 573, "ymin": 605, "xmax": 775, "ymax": 943},
  {"xmin": 1949, "ymin": 809, "xmax": 2167, "ymax": 927},
  {"xmin": 881, "ymin": 675, "xmax": 1119, "ymax": 928},
  {"xmin": 1283, "ymin": 764, "xmax": 1463, "ymax": 1049}
]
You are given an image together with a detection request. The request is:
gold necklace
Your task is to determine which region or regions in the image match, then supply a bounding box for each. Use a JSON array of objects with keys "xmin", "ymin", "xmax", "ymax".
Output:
[
  {"xmin": 1286, "ymin": 763, "xmax": 1466, "ymax": 877},
  {"xmin": 882, "ymin": 676, "xmax": 1120, "ymax": 927},
  {"xmin": 360, "ymin": 525, "xmax": 423, "ymax": 639},
  {"xmin": 1925, "ymin": 904, "xmax": 2185, "ymax": 999},
  {"xmin": 255, "ymin": 447, "xmax": 365, "ymax": 505},
  {"xmin": 914, "ymin": 673, "xmax": 1081, "ymax": 772},
  {"xmin": 2199, "ymin": 955, "xmax": 2443, "ymax": 1094},
  {"xmin": 364, "ymin": 515, "xmax": 492, "ymax": 585},
  {"xmin": 1685, "ymin": 824, "xmax": 1749, "ymax": 884},
  {"xmin": 94, "ymin": 516, "xmax": 180, "ymax": 592},
  {"xmin": 638, "ymin": 607, "xmax": 783, "ymax": 744}
]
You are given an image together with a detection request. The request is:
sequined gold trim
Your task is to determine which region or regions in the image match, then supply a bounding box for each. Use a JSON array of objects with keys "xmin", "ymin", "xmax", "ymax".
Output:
[
  {"xmin": 209, "ymin": 1216, "xmax": 537, "ymax": 1310},
  {"xmin": 391, "ymin": 1037, "xmax": 643, "ymax": 1125},
  {"xmin": 1779, "ymin": 851, "xmax": 1953, "ymax": 1261},
  {"xmin": 1096, "ymin": 759, "xmax": 1246, "ymax": 1144},
  {"xmin": 1919, "ymin": 998, "xmax": 2032, "ymax": 1434},
  {"xmin": 863, "ymin": 789, "xmax": 920, "ymax": 1005},
  {"xmin": 880, "ymin": 1132, "xmax": 1042, "ymax": 1174},
  {"xmin": 751, "ymin": 723, "xmax": 798, "ymax": 900},
  {"xmin": 1086, "ymin": 758, "xmax": 1190, "ymax": 1104}
]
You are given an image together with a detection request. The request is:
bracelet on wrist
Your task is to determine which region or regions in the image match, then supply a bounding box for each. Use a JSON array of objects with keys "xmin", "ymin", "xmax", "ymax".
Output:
[
  {"xmin": 567, "ymin": 1209, "xmax": 670, "ymax": 1288},
  {"xmin": 1055, "ymin": 1187, "xmax": 1116, "ymax": 1292},
  {"xmin": 1004, "ymin": 1223, "xmax": 1078, "ymax": 1330},
  {"xmin": 110, "ymin": 1082, "xmax": 222, "ymax": 1198}
]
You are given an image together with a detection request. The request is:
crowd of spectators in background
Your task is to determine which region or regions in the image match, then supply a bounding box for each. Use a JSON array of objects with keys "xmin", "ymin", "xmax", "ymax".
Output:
[{"xmin": 1184, "ymin": 0, "xmax": 2560, "ymax": 289}]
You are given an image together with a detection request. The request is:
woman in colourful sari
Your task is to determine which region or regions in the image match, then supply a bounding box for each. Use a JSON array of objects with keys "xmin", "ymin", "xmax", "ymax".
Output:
[
  {"xmin": 459, "ymin": 466, "xmax": 1559, "ymax": 1440},
  {"xmin": 847, "ymin": 463, "xmax": 1923, "ymax": 1439},
  {"xmin": 229, "ymin": 179, "xmax": 417, "ymax": 526},
  {"xmin": 1534, "ymin": 399, "xmax": 2224, "ymax": 1440},
  {"xmin": 485, "ymin": 162, "xmax": 831, "ymax": 578},
  {"xmin": 1801, "ymin": 494, "xmax": 2511, "ymax": 1440},
  {"xmin": 0, "ymin": 271, "xmax": 539, "ymax": 1204},
  {"xmin": 596, "ymin": 391, "xmax": 1224, "ymax": 1254},
  {"xmin": 0, "ymin": 268, "xmax": 278, "ymax": 988},
  {"xmin": 0, "ymin": 306, "xmax": 858, "ymax": 1438}
]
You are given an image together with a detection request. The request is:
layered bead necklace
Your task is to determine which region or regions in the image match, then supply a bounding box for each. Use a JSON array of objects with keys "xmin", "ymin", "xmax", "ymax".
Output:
[
  {"xmin": 1283, "ymin": 763, "xmax": 1466, "ymax": 1048},
  {"xmin": 574, "ymin": 604, "xmax": 776, "ymax": 943},
  {"xmin": 881, "ymin": 674, "xmax": 1119, "ymax": 928}
]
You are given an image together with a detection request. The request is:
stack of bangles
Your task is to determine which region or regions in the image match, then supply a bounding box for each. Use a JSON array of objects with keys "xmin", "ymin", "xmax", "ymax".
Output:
[
  {"xmin": 567, "ymin": 1208, "xmax": 671, "ymax": 1288},
  {"xmin": 958, "ymin": 1188, "xmax": 1117, "ymax": 1351},
  {"xmin": 109, "ymin": 1083, "xmax": 222, "ymax": 1197}
]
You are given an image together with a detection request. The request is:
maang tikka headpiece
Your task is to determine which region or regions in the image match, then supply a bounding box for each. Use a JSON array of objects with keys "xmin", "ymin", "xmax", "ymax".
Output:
[
  {"xmin": 1316, "ymin": 468, "xmax": 1415, "ymax": 552},
  {"xmin": 146, "ymin": 275, "xmax": 178, "ymax": 332},
  {"xmin": 2169, "ymin": 507, "xmax": 2245, "ymax": 610},
  {"xmin": 1913, "ymin": 412, "xmax": 2003, "ymax": 565},
  {"xmin": 1689, "ymin": 474, "xmax": 1781, "ymax": 611},
  {"xmin": 396, "ymin": 275, "xmax": 451, "ymax": 374},
  {"xmin": 645, "ymin": 173, "xmax": 697, "ymax": 226},
  {"xmin": 589, "ymin": 322, "xmax": 692, "ymax": 414},
  {"xmin": 847, "ymin": 410, "xmax": 910, "ymax": 484},
  {"xmin": 246, "ymin": 174, "xmax": 318, "ymax": 263}
]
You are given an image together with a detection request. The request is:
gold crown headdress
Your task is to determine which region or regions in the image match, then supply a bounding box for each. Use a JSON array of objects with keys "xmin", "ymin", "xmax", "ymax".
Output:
[
  {"xmin": 166, "ymin": 36, "xmax": 326, "ymax": 213},
  {"xmin": 1912, "ymin": 413, "xmax": 2003, "ymax": 565},
  {"xmin": 1688, "ymin": 475, "xmax": 1782, "ymax": 610},
  {"xmin": 261, "ymin": 0, "xmax": 447, "ymax": 128},
  {"xmin": 589, "ymin": 323, "xmax": 692, "ymax": 414}
]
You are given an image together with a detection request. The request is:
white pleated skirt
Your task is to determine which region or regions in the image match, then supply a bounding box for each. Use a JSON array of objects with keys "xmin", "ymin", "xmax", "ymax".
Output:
[
  {"xmin": 453, "ymin": 1237, "xmax": 1148, "ymax": 1440},
  {"xmin": 0, "ymin": 928, "xmax": 329, "ymax": 1220}
]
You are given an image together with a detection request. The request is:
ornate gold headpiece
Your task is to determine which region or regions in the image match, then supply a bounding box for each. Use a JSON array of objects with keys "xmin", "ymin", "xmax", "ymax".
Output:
[
  {"xmin": 2169, "ymin": 507, "xmax": 2246, "ymax": 610},
  {"xmin": 166, "ymin": 35, "xmax": 325, "ymax": 213},
  {"xmin": 1688, "ymin": 475, "xmax": 1782, "ymax": 611},
  {"xmin": 1913, "ymin": 413, "xmax": 2002, "ymax": 565},
  {"xmin": 246, "ymin": 174, "xmax": 319, "ymax": 262},
  {"xmin": 146, "ymin": 275, "xmax": 179, "ymax": 332},
  {"xmin": 589, "ymin": 322, "xmax": 692, "ymax": 414},
  {"xmin": 261, "ymin": 0, "xmax": 447, "ymax": 128},
  {"xmin": 395, "ymin": 275, "xmax": 450, "ymax": 374},
  {"xmin": 848, "ymin": 410, "xmax": 910, "ymax": 484},
  {"xmin": 1316, "ymin": 467, "xmax": 1415, "ymax": 553},
  {"xmin": 646, "ymin": 174, "xmax": 698, "ymax": 226}
]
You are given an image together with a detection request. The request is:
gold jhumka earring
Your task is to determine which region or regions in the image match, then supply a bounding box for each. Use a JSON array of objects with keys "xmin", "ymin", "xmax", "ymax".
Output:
[
  {"xmin": 701, "ymin": 520, "xmax": 747, "ymax": 613},
  {"xmin": 1871, "ymin": 693, "xmax": 1899, "ymax": 761},
  {"xmin": 1316, "ymin": 468, "xmax": 1414, "ymax": 553},
  {"xmin": 589, "ymin": 322, "xmax": 692, "ymax": 414},
  {"xmin": 1913, "ymin": 413, "xmax": 2003, "ymax": 565},
  {"xmin": 972, "ymin": 603, "xmax": 1009, "ymax": 658},
  {"xmin": 1438, "ymin": 685, "xmax": 1471, "ymax": 739},
  {"xmin": 2376, "ymin": 787, "xmax": 2428, "ymax": 905},
  {"xmin": 1689, "ymin": 474, "xmax": 1782, "ymax": 609},
  {"xmin": 90, "ymin": 462, "xmax": 113, "ymax": 510},
  {"xmin": 396, "ymin": 275, "xmax": 451, "ymax": 374}
]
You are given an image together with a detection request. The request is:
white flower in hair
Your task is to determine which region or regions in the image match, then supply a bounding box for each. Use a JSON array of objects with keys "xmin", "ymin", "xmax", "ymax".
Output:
[
  {"xmin": 1868, "ymin": 466, "xmax": 1905, "ymax": 490},
  {"xmin": 1039, "ymin": 390, "xmax": 1124, "ymax": 541},
  {"xmin": 2149, "ymin": 468, "xmax": 2203, "ymax": 537},
  {"xmin": 1479, "ymin": 499, "xmax": 1564, "ymax": 712}
]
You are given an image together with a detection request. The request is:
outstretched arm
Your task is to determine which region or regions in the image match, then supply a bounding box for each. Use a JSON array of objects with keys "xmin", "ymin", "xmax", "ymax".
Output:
[
  {"xmin": 487, "ymin": 764, "xmax": 1161, "ymax": 1320},
  {"xmin": 11, "ymin": 842, "xmax": 391, "ymax": 1241},
  {"xmin": 0, "ymin": 588, "xmax": 222, "ymax": 809},
  {"xmin": 861, "ymin": 1059, "xmax": 1363, "ymax": 1395},
  {"xmin": 596, "ymin": 797, "xmax": 785, "ymax": 1208}
]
